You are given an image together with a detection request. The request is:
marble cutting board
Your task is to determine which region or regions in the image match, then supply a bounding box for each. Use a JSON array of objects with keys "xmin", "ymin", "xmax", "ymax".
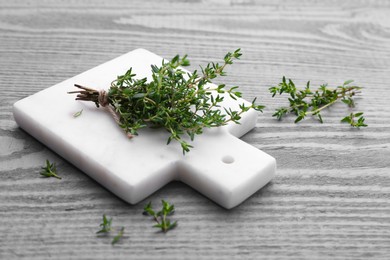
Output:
[{"xmin": 13, "ymin": 48, "xmax": 276, "ymax": 209}]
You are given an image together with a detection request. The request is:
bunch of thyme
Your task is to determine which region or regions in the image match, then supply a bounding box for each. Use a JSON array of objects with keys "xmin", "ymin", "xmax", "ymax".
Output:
[
  {"xmin": 69, "ymin": 49, "xmax": 264, "ymax": 154},
  {"xmin": 269, "ymin": 77, "xmax": 367, "ymax": 127}
]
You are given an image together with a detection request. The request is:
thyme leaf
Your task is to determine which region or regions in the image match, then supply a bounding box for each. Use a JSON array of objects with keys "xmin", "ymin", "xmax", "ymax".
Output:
[
  {"xmin": 96, "ymin": 214, "xmax": 125, "ymax": 245},
  {"xmin": 73, "ymin": 109, "xmax": 83, "ymax": 118},
  {"xmin": 96, "ymin": 214, "xmax": 112, "ymax": 234},
  {"xmin": 143, "ymin": 200, "xmax": 177, "ymax": 233},
  {"xmin": 111, "ymin": 227, "xmax": 125, "ymax": 245},
  {"xmin": 341, "ymin": 112, "xmax": 367, "ymax": 128},
  {"xmin": 40, "ymin": 160, "xmax": 61, "ymax": 179}
]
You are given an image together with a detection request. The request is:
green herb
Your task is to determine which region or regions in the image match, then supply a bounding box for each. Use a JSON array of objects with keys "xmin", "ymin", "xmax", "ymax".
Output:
[
  {"xmin": 73, "ymin": 109, "xmax": 83, "ymax": 118},
  {"xmin": 111, "ymin": 227, "xmax": 125, "ymax": 245},
  {"xmin": 40, "ymin": 160, "xmax": 61, "ymax": 179},
  {"xmin": 143, "ymin": 200, "xmax": 177, "ymax": 233},
  {"xmin": 96, "ymin": 214, "xmax": 112, "ymax": 234},
  {"xmin": 96, "ymin": 214, "xmax": 125, "ymax": 245},
  {"xmin": 69, "ymin": 49, "xmax": 264, "ymax": 154},
  {"xmin": 341, "ymin": 112, "xmax": 367, "ymax": 127},
  {"xmin": 269, "ymin": 77, "xmax": 367, "ymax": 128}
]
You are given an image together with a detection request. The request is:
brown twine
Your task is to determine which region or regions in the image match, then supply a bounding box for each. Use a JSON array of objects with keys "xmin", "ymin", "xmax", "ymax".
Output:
[
  {"xmin": 98, "ymin": 90, "xmax": 133, "ymax": 139},
  {"xmin": 98, "ymin": 90, "xmax": 109, "ymax": 107}
]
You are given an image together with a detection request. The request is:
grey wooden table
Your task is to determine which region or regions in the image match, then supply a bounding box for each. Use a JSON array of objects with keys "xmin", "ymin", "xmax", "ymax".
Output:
[{"xmin": 1, "ymin": 0, "xmax": 390, "ymax": 259}]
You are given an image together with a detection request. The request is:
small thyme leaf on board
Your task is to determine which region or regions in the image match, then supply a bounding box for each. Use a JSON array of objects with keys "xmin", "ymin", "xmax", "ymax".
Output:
[
  {"xmin": 40, "ymin": 160, "xmax": 61, "ymax": 179},
  {"xmin": 73, "ymin": 109, "xmax": 83, "ymax": 118},
  {"xmin": 269, "ymin": 78, "xmax": 367, "ymax": 128},
  {"xmin": 96, "ymin": 215, "xmax": 125, "ymax": 245},
  {"xmin": 143, "ymin": 200, "xmax": 177, "ymax": 233},
  {"xmin": 69, "ymin": 49, "xmax": 264, "ymax": 154}
]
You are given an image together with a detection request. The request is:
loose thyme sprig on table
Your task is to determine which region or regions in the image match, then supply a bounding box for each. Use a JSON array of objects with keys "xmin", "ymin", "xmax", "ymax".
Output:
[
  {"xmin": 96, "ymin": 214, "xmax": 125, "ymax": 245},
  {"xmin": 143, "ymin": 200, "xmax": 177, "ymax": 233},
  {"xmin": 40, "ymin": 160, "xmax": 61, "ymax": 179},
  {"xmin": 69, "ymin": 49, "xmax": 264, "ymax": 154},
  {"xmin": 269, "ymin": 77, "xmax": 367, "ymax": 128}
]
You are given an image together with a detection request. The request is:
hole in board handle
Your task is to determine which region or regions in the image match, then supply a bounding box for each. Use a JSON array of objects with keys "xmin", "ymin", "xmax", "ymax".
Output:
[{"xmin": 222, "ymin": 155, "xmax": 234, "ymax": 164}]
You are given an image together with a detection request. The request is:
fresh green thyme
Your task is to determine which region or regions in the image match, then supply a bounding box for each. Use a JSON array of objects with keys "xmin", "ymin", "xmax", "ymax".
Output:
[
  {"xmin": 269, "ymin": 77, "xmax": 367, "ymax": 128},
  {"xmin": 111, "ymin": 227, "xmax": 125, "ymax": 245},
  {"xmin": 341, "ymin": 112, "xmax": 367, "ymax": 128},
  {"xmin": 96, "ymin": 214, "xmax": 125, "ymax": 245},
  {"xmin": 73, "ymin": 109, "xmax": 83, "ymax": 118},
  {"xmin": 40, "ymin": 160, "xmax": 61, "ymax": 179},
  {"xmin": 69, "ymin": 49, "xmax": 264, "ymax": 154},
  {"xmin": 96, "ymin": 214, "xmax": 112, "ymax": 234},
  {"xmin": 143, "ymin": 200, "xmax": 177, "ymax": 233}
]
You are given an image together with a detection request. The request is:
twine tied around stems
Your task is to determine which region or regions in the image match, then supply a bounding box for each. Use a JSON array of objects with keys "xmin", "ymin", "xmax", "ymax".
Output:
[{"xmin": 68, "ymin": 84, "xmax": 133, "ymax": 138}]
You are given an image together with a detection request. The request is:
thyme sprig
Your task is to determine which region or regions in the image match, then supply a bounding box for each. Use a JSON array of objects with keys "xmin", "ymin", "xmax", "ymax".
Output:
[
  {"xmin": 341, "ymin": 112, "xmax": 367, "ymax": 127},
  {"xmin": 70, "ymin": 49, "xmax": 264, "ymax": 154},
  {"xmin": 40, "ymin": 160, "xmax": 61, "ymax": 179},
  {"xmin": 111, "ymin": 227, "xmax": 125, "ymax": 245},
  {"xmin": 143, "ymin": 200, "xmax": 177, "ymax": 233},
  {"xmin": 96, "ymin": 214, "xmax": 112, "ymax": 234},
  {"xmin": 269, "ymin": 77, "xmax": 367, "ymax": 127},
  {"xmin": 96, "ymin": 214, "xmax": 125, "ymax": 245}
]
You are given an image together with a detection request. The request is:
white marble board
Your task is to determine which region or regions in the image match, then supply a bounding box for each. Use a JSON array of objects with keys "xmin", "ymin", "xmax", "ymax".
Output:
[{"xmin": 13, "ymin": 49, "xmax": 276, "ymax": 209}]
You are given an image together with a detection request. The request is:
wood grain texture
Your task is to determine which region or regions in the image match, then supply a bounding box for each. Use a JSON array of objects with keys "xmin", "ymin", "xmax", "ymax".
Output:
[{"xmin": 1, "ymin": 0, "xmax": 390, "ymax": 259}]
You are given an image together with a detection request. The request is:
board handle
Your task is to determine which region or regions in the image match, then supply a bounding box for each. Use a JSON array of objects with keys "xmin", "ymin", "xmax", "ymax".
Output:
[{"xmin": 178, "ymin": 131, "xmax": 276, "ymax": 209}]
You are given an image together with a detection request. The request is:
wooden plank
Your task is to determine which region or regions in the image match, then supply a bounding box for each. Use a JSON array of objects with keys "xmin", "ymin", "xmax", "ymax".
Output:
[{"xmin": 0, "ymin": 0, "xmax": 389, "ymax": 259}]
